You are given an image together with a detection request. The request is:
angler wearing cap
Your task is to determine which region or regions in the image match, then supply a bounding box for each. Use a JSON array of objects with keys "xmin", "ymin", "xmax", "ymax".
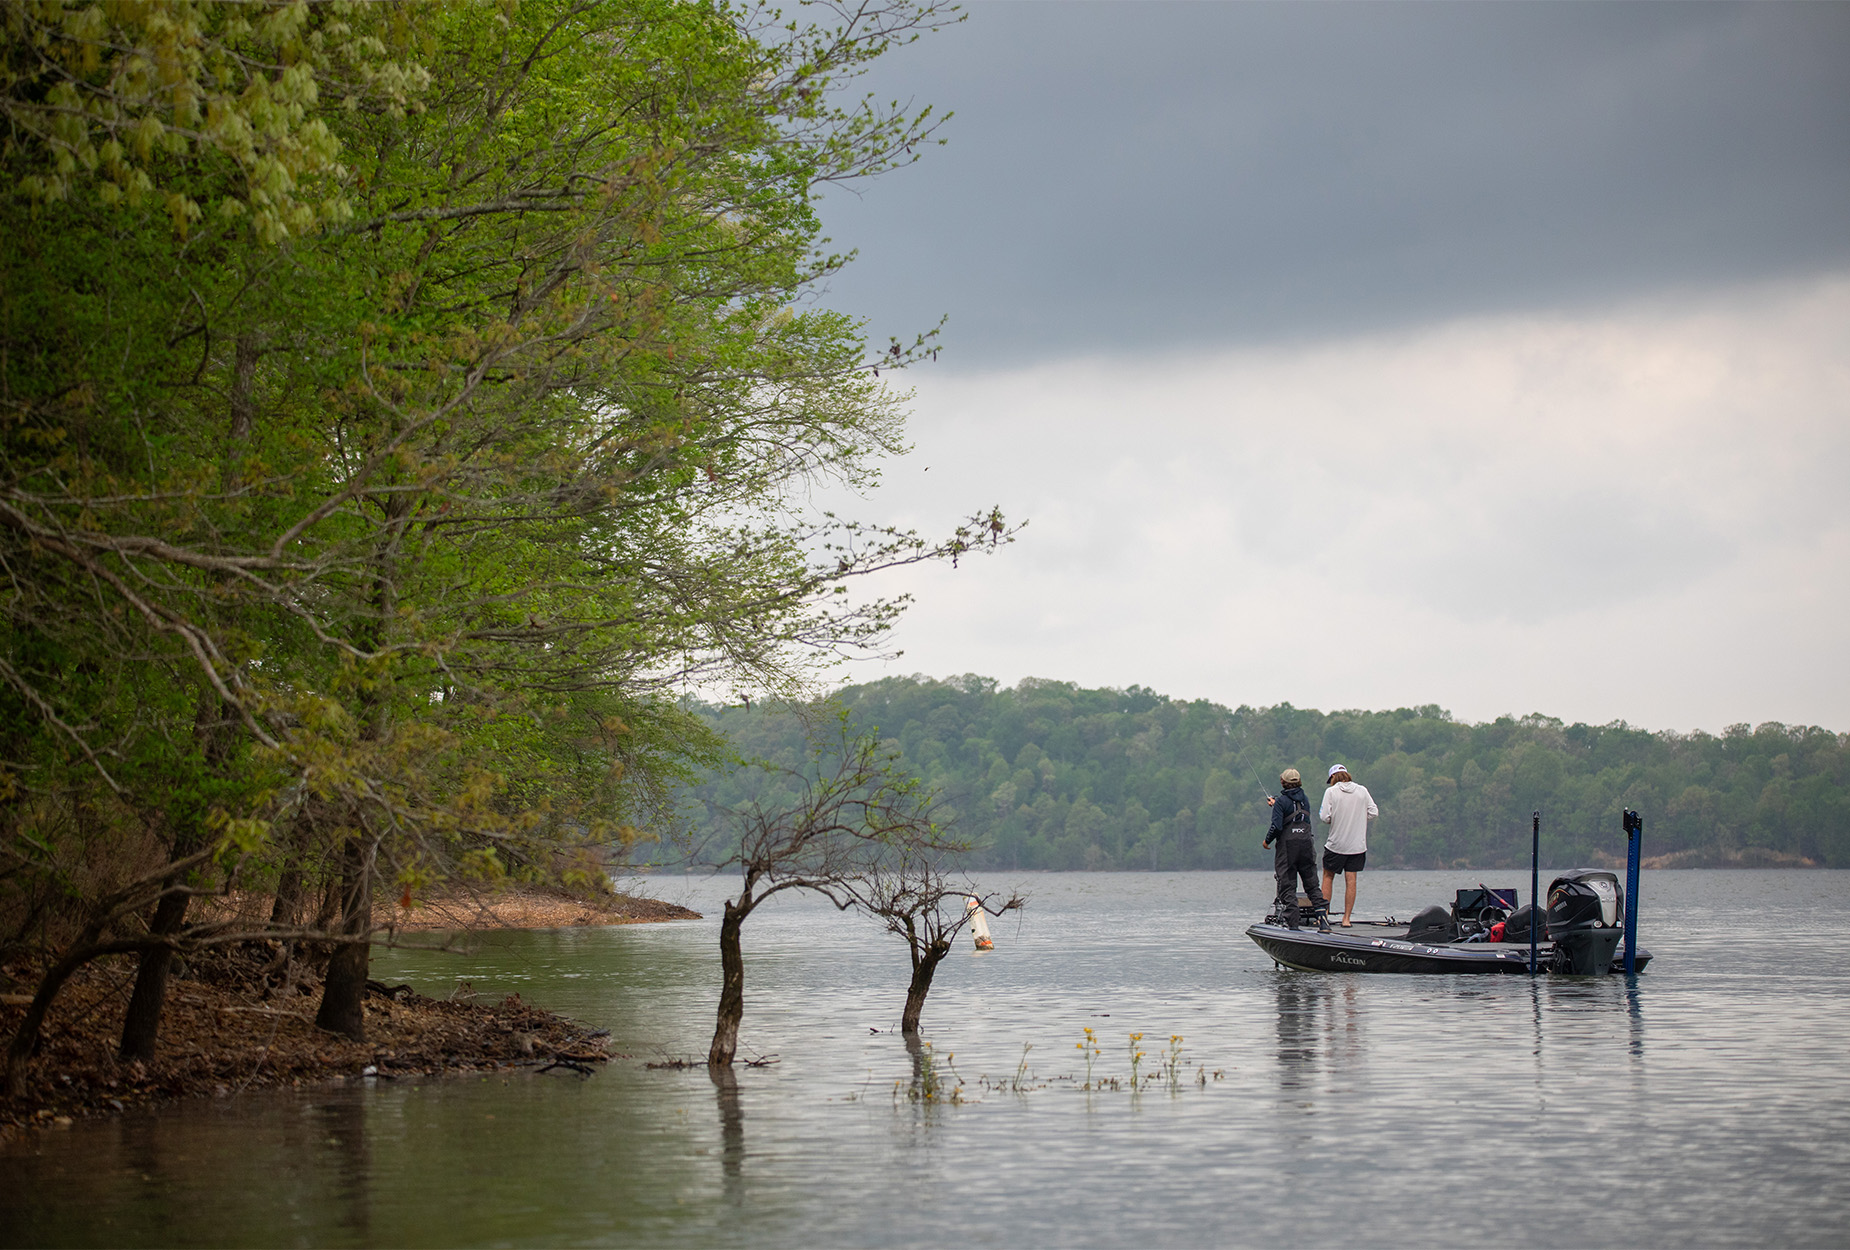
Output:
[
  {"xmin": 1263, "ymin": 768, "xmax": 1330, "ymax": 932},
  {"xmin": 1319, "ymin": 764, "xmax": 1379, "ymax": 928}
]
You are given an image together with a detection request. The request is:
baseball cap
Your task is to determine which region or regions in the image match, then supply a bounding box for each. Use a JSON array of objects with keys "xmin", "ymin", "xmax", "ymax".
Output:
[
  {"xmin": 1280, "ymin": 768, "xmax": 1301, "ymax": 786},
  {"xmin": 1328, "ymin": 764, "xmax": 1348, "ymax": 781}
]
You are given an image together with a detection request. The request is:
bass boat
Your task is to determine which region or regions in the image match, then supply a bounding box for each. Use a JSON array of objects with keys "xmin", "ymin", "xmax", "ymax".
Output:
[{"xmin": 1247, "ymin": 871, "xmax": 1652, "ymax": 976}]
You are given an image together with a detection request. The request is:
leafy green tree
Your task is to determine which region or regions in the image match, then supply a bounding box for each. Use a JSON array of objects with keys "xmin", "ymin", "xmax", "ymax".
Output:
[{"xmin": 3, "ymin": 0, "xmax": 1007, "ymax": 1088}]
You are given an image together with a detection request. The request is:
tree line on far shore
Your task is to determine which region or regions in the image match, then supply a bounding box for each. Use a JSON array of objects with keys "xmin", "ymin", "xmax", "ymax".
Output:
[{"xmin": 683, "ymin": 675, "xmax": 1850, "ymax": 871}]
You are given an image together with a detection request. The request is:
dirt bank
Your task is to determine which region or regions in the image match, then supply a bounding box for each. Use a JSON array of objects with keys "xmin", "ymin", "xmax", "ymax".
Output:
[
  {"xmin": 0, "ymin": 959, "xmax": 610, "ymax": 1144},
  {"xmin": 1584, "ymin": 846, "xmax": 1822, "ymax": 870},
  {"xmin": 375, "ymin": 883, "xmax": 702, "ymax": 932},
  {"xmin": 0, "ymin": 885, "xmax": 701, "ymax": 1144}
]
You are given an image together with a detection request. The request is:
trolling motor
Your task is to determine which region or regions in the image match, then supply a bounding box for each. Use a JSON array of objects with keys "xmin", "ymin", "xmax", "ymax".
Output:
[
  {"xmin": 1622, "ymin": 808, "xmax": 1644, "ymax": 974},
  {"xmin": 1264, "ymin": 894, "xmax": 1330, "ymax": 928}
]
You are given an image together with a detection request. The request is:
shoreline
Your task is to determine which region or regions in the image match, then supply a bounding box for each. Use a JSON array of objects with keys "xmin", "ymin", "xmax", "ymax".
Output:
[
  {"xmin": 373, "ymin": 883, "xmax": 703, "ymax": 933},
  {"xmin": 0, "ymin": 886, "xmax": 701, "ymax": 1144}
]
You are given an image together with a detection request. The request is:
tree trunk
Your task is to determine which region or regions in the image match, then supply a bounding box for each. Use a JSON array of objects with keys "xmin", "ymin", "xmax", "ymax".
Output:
[
  {"xmin": 900, "ymin": 940, "xmax": 950, "ymax": 1036},
  {"xmin": 314, "ymin": 871, "xmax": 342, "ymax": 931},
  {"xmin": 708, "ymin": 897, "xmax": 748, "ymax": 1067},
  {"xmin": 262, "ymin": 853, "xmax": 306, "ymax": 994},
  {"xmin": 270, "ymin": 867, "xmax": 303, "ymax": 927},
  {"xmin": 270, "ymin": 816, "xmax": 309, "ymax": 928},
  {"xmin": 228, "ymin": 333, "xmax": 259, "ymax": 445},
  {"xmin": 313, "ymin": 490, "xmax": 403, "ymax": 1042},
  {"xmin": 4, "ymin": 942, "xmax": 96, "ymax": 1098},
  {"xmin": 121, "ymin": 688, "xmax": 237, "ymax": 1062},
  {"xmin": 265, "ymin": 816, "xmax": 310, "ymax": 986},
  {"xmin": 117, "ymin": 880, "xmax": 191, "ymax": 1062},
  {"xmin": 314, "ymin": 834, "xmax": 373, "ymax": 1041}
]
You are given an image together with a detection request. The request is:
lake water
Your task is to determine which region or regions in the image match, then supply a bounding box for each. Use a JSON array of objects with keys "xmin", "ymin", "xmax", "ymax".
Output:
[{"xmin": 3, "ymin": 870, "xmax": 1848, "ymax": 1247}]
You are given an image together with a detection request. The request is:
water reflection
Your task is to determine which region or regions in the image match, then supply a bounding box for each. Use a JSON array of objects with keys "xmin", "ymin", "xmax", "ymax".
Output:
[
  {"xmin": 1330, "ymin": 980, "xmax": 1364, "ymax": 1071},
  {"xmin": 119, "ymin": 1114, "xmax": 163, "ymax": 1192},
  {"xmin": 898, "ymin": 1030, "xmax": 963, "ymax": 1111},
  {"xmin": 317, "ymin": 1096, "xmax": 373, "ymax": 1240},
  {"xmin": 1272, "ymin": 973, "xmax": 1368, "ymax": 1101},
  {"xmin": 904, "ymin": 1031, "xmax": 926, "ymax": 1088},
  {"xmin": 709, "ymin": 1065, "xmax": 745, "ymax": 1198}
]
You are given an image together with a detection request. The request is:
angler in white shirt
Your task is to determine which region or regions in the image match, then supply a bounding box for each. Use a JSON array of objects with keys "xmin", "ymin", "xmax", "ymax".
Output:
[{"xmin": 1318, "ymin": 764, "xmax": 1379, "ymax": 928}]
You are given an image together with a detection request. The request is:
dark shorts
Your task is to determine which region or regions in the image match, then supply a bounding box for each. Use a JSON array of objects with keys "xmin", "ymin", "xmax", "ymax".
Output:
[{"xmin": 1323, "ymin": 849, "xmax": 1366, "ymax": 874}]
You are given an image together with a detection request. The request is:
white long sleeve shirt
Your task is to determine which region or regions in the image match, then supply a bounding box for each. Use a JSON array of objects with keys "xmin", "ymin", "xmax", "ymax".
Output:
[{"xmin": 1319, "ymin": 781, "xmax": 1378, "ymax": 855}]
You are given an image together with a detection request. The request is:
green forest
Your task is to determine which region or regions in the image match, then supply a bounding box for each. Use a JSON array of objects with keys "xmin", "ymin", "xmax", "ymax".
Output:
[{"xmin": 685, "ymin": 675, "xmax": 1850, "ymax": 871}]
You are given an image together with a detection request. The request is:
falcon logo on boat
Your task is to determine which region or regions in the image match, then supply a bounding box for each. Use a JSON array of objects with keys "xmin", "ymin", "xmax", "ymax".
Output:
[{"xmin": 1333, "ymin": 954, "xmax": 1368, "ymax": 967}]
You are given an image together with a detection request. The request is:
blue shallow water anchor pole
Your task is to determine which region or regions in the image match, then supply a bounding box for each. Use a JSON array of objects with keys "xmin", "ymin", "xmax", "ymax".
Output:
[
  {"xmin": 1623, "ymin": 809, "xmax": 1643, "ymax": 975},
  {"xmin": 1529, "ymin": 810, "xmax": 1540, "ymax": 976}
]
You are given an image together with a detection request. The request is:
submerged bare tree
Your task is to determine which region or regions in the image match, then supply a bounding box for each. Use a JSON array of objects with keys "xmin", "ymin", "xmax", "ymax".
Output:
[
  {"xmin": 848, "ymin": 852, "xmax": 1022, "ymax": 1035},
  {"xmin": 702, "ymin": 715, "xmax": 964, "ymax": 1066}
]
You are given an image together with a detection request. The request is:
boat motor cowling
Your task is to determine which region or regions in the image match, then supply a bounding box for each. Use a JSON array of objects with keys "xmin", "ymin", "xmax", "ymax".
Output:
[
  {"xmin": 1547, "ymin": 869, "xmax": 1624, "ymax": 975},
  {"xmin": 1546, "ymin": 870, "xmax": 1623, "ymax": 933}
]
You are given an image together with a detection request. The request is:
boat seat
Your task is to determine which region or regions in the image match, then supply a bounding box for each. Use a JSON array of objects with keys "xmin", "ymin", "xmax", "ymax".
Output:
[{"xmin": 1405, "ymin": 903, "xmax": 1457, "ymax": 943}]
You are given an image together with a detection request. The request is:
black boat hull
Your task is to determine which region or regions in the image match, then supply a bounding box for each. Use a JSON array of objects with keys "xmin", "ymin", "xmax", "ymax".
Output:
[{"xmin": 1247, "ymin": 923, "xmax": 1651, "ymax": 975}]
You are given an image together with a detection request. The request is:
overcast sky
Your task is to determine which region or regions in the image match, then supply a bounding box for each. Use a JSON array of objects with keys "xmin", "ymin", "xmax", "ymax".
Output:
[{"xmin": 804, "ymin": 1, "xmax": 1850, "ymax": 734}]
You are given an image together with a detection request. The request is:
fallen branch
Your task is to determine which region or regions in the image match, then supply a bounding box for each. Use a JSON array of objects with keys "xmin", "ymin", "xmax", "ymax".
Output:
[{"xmin": 536, "ymin": 1059, "xmax": 595, "ymax": 1076}]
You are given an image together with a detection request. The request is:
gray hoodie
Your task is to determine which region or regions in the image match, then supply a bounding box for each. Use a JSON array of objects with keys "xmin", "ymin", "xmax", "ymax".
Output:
[{"xmin": 1319, "ymin": 780, "xmax": 1379, "ymax": 855}]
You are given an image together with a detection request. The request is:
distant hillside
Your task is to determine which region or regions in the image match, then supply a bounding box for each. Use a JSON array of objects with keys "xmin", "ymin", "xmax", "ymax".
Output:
[{"xmin": 683, "ymin": 675, "xmax": 1848, "ymax": 870}]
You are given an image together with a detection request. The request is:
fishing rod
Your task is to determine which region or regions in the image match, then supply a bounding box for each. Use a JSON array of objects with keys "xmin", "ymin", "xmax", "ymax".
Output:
[
  {"xmin": 1244, "ymin": 758, "xmax": 1277, "ymax": 801},
  {"xmin": 1236, "ymin": 726, "xmax": 1281, "ymax": 803}
]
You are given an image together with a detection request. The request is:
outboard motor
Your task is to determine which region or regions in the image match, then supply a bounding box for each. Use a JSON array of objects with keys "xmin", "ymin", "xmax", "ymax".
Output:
[{"xmin": 1546, "ymin": 869, "xmax": 1624, "ymax": 975}]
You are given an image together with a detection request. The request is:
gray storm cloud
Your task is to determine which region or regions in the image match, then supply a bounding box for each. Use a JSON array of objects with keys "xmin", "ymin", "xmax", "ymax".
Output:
[{"xmin": 818, "ymin": 1, "xmax": 1850, "ymax": 364}]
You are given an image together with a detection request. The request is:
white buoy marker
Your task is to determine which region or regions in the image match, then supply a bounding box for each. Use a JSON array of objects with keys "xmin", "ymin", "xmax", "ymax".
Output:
[{"xmin": 966, "ymin": 896, "xmax": 994, "ymax": 951}]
